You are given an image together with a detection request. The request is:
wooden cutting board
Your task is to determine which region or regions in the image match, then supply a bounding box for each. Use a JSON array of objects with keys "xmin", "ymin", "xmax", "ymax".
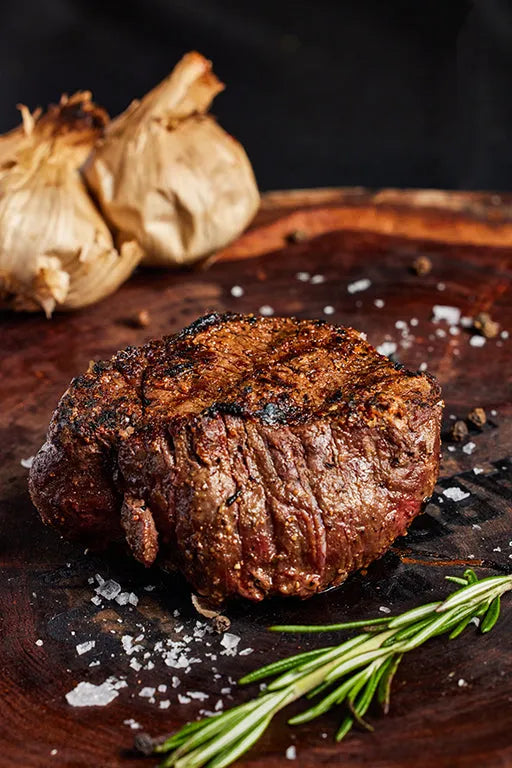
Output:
[{"xmin": 1, "ymin": 188, "xmax": 511, "ymax": 768}]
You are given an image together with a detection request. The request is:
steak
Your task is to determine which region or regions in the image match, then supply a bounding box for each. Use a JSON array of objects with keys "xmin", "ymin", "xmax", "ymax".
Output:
[{"xmin": 29, "ymin": 312, "xmax": 443, "ymax": 602}]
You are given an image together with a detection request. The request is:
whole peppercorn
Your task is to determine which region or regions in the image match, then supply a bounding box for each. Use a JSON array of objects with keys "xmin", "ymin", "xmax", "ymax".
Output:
[
  {"xmin": 467, "ymin": 407, "xmax": 486, "ymax": 428},
  {"xmin": 451, "ymin": 420, "xmax": 469, "ymax": 442},
  {"xmin": 412, "ymin": 255, "xmax": 432, "ymax": 276}
]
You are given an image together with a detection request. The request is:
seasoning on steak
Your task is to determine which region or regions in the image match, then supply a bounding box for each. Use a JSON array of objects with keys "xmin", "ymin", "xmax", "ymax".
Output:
[{"xmin": 29, "ymin": 312, "xmax": 443, "ymax": 602}]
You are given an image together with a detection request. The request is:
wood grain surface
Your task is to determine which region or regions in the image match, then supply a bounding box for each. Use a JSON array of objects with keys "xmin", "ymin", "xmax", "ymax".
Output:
[{"xmin": 1, "ymin": 188, "xmax": 511, "ymax": 768}]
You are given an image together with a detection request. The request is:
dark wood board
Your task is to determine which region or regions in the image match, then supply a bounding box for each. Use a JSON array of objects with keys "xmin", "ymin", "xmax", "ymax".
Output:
[{"xmin": 1, "ymin": 188, "xmax": 511, "ymax": 768}]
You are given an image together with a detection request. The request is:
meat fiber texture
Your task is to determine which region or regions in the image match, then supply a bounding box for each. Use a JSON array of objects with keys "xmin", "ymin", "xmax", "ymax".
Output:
[{"xmin": 29, "ymin": 313, "xmax": 443, "ymax": 602}]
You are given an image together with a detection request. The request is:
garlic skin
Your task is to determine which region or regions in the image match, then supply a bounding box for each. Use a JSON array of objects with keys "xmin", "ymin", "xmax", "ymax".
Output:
[
  {"xmin": 84, "ymin": 52, "xmax": 260, "ymax": 267},
  {"xmin": 0, "ymin": 93, "xmax": 141, "ymax": 316}
]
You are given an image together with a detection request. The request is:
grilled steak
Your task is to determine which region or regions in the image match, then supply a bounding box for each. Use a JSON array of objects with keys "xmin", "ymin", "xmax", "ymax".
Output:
[{"xmin": 29, "ymin": 313, "xmax": 442, "ymax": 602}]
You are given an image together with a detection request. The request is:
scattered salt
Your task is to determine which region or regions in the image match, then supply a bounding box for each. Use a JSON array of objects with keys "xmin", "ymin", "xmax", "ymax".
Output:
[
  {"xmin": 159, "ymin": 700, "xmax": 171, "ymax": 709},
  {"xmin": 470, "ymin": 336, "xmax": 486, "ymax": 348},
  {"xmin": 323, "ymin": 305, "xmax": 335, "ymax": 315},
  {"xmin": 410, "ymin": 317, "xmax": 418, "ymax": 326},
  {"xmin": 458, "ymin": 678, "xmax": 468, "ymax": 688},
  {"xmin": 158, "ymin": 684, "xmax": 167, "ymax": 693},
  {"xmin": 20, "ymin": 456, "xmax": 35, "ymax": 469},
  {"xmin": 437, "ymin": 282, "xmax": 446, "ymax": 291},
  {"xmin": 239, "ymin": 647, "xmax": 254, "ymax": 656},
  {"xmin": 220, "ymin": 633, "xmax": 241, "ymax": 656},
  {"xmin": 286, "ymin": 745, "xmax": 297, "ymax": 760},
  {"xmin": 230, "ymin": 285, "xmax": 244, "ymax": 297},
  {"xmin": 128, "ymin": 592, "xmax": 139, "ymax": 606},
  {"xmin": 374, "ymin": 299, "xmax": 385, "ymax": 308},
  {"xmin": 187, "ymin": 691, "xmax": 209, "ymax": 701},
  {"xmin": 462, "ymin": 442, "xmax": 476, "ymax": 455},
  {"xmin": 472, "ymin": 524, "xmax": 482, "ymax": 530},
  {"xmin": 116, "ymin": 592, "xmax": 130, "ymax": 605},
  {"xmin": 295, "ymin": 272, "xmax": 310, "ymax": 282},
  {"xmin": 493, "ymin": 547, "xmax": 502, "ymax": 553},
  {"xmin": 76, "ymin": 640, "xmax": 95, "ymax": 656},
  {"xmin": 178, "ymin": 694, "xmax": 191, "ymax": 704},
  {"xmin": 443, "ymin": 487, "xmax": 470, "ymax": 502},
  {"xmin": 259, "ymin": 305, "xmax": 274, "ymax": 317},
  {"xmin": 310, "ymin": 274, "xmax": 325, "ymax": 284},
  {"xmin": 377, "ymin": 341, "xmax": 397, "ymax": 357},
  {"xmin": 172, "ymin": 677, "xmax": 181, "ymax": 688},
  {"xmin": 379, "ymin": 606, "xmax": 391, "ymax": 614},
  {"xmin": 50, "ymin": 748, "xmax": 58, "ymax": 756},
  {"xmin": 91, "ymin": 595, "xmax": 102, "ymax": 606},
  {"xmin": 35, "ymin": 639, "xmax": 43, "ymax": 647},
  {"xmin": 419, "ymin": 362, "xmax": 428, "ymax": 372},
  {"xmin": 432, "ymin": 305, "xmax": 460, "ymax": 325},
  {"xmin": 139, "ymin": 687, "xmax": 156, "ymax": 698},
  {"xmin": 347, "ymin": 278, "xmax": 371, "ymax": 294},
  {"xmin": 95, "ymin": 580, "xmax": 121, "ymax": 601},
  {"xmin": 473, "ymin": 467, "xmax": 484, "ymax": 475},
  {"xmin": 124, "ymin": 718, "xmax": 142, "ymax": 730},
  {"xmin": 130, "ymin": 659, "xmax": 142, "ymax": 672},
  {"xmin": 66, "ymin": 679, "xmax": 120, "ymax": 708}
]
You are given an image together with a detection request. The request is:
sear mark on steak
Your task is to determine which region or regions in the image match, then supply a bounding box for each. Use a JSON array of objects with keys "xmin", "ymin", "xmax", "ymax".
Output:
[{"xmin": 29, "ymin": 313, "xmax": 443, "ymax": 603}]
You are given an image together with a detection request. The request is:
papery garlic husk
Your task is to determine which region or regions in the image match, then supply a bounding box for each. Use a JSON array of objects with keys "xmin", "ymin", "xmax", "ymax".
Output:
[
  {"xmin": 84, "ymin": 52, "xmax": 260, "ymax": 267},
  {"xmin": 0, "ymin": 93, "xmax": 142, "ymax": 316}
]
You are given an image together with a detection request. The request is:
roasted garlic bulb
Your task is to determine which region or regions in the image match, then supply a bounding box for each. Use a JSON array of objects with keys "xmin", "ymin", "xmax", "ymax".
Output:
[
  {"xmin": 0, "ymin": 93, "xmax": 141, "ymax": 316},
  {"xmin": 84, "ymin": 52, "xmax": 260, "ymax": 267}
]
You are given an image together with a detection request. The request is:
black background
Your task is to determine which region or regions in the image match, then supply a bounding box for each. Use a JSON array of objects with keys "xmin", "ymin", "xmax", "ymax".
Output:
[{"xmin": 2, "ymin": 0, "xmax": 512, "ymax": 191}]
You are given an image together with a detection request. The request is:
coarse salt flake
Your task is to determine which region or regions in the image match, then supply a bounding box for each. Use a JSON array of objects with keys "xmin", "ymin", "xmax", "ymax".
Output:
[
  {"xmin": 20, "ymin": 456, "xmax": 35, "ymax": 469},
  {"xmin": 230, "ymin": 285, "xmax": 244, "ymax": 297},
  {"xmin": 470, "ymin": 335, "xmax": 486, "ymax": 347},
  {"xmin": 323, "ymin": 305, "xmax": 335, "ymax": 315},
  {"xmin": 259, "ymin": 305, "xmax": 274, "ymax": 317},
  {"xmin": 443, "ymin": 487, "xmax": 470, "ymax": 502},
  {"xmin": 76, "ymin": 640, "xmax": 95, "ymax": 656},
  {"xmin": 139, "ymin": 687, "xmax": 156, "ymax": 698},
  {"xmin": 347, "ymin": 278, "xmax": 371, "ymax": 294},
  {"xmin": 462, "ymin": 442, "xmax": 476, "ymax": 455},
  {"xmin": 432, "ymin": 305, "xmax": 461, "ymax": 325},
  {"xmin": 286, "ymin": 745, "xmax": 297, "ymax": 760},
  {"xmin": 66, "ymin": 680, "xmax": 120, "ymax": 708},
  {"xmin": 220, "ymin": 633, "xmax": 241, "ymax": 656},
  {"xmin": 377, "ymin": 341, "xmax": 397, "ymax": 357}
]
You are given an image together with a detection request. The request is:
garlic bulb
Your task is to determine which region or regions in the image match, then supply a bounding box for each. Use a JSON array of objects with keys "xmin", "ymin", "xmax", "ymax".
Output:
[
  {"xmin": 0, "ymin": 93, "xmax": 141, "ymax": 316},
  {"xmin": 84, "ymin": 52, "xmax": 260, "ymax": 267}
]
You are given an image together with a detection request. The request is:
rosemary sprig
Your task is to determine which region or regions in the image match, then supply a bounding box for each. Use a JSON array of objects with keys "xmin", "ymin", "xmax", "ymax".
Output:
[{"xmin": 149, "ymin": 570, "xmax": 512, "ymax": 768}]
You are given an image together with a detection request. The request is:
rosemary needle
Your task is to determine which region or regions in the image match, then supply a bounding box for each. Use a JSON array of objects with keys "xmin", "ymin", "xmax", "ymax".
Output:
[{"xmin": 148, "ymin": 572, "xmax": 512, "ymax": 768}]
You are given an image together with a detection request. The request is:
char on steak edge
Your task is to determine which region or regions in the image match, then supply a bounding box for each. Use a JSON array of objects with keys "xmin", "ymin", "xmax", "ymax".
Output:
[{"xmin": 29, "ymin": 313, "xmax": 443, "ymax": 602}]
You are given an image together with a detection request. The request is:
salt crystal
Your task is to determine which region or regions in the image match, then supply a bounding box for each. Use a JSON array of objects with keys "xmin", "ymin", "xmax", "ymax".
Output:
[
  {"xmin": 432, "ymin": 305, "xmax": 461, "ymax": 325},
  {"xmin": 124, "ymin": 718, "xmax": 142, "ymax": 730},
  {"xmin": 187, "ymin": 691, "xmax": 209, "ymax": 701},
  {"xmin": 139, "ymin": 687, "xmax": 156, "ymax": 698},
  {"xmin": 472, "ymin": 524, "xmax": 482, "ymax": 530},
  {"xmin": 377, "ymin": 341, "xmax": 397, "ymax": 357},
  {"xmin": 220, "ymin": 633, "xmax": 241, "ymax": 656},
  {"xmin": 116, "ymin": 592, "xmax": 130, "ymax": 605},
  {"xmin": 379, "ymin": 606, "xmax": 391, "ymax": 614},
  {"xmin": 462, "ymin": 442, "xmax": 476, "ymax": 455},
  {"xmin": 144, "ymin": 585, "xmax": 156, "ymax": 592},
  {"xmin": 395, "ymin": 320, "xmax": 407, "ymax": 330},
  {"xmin": 286, "ymin": 745, "xmax": 297, "ymax": 760},
  {"xmin": 50, "ymin": 749, "xmax": 57, "ymax": 756},
  {"xmin": 259, "ymin": 305, "xmax": 274, "ymax": 317},
  {"xmin": 435, "ymin": 328, "xmax": 446, "ymax": 338},
  {"xmin": 437, "ymin": 282, "xmax": 446, "ymax": 291},
  {"xmin": 501, "ymin": 330, "xmax": 509, "ymax": 339},
  {"xmin": 323, "ymin": 305, "xmax": 335, "ymax": 315},
  {"xmin": 95, "ymin": 574, "xmax": 105, "ymax": 585},
  {"xmin": 230, "ymin": 285, "xmax": 244, "ymax": 297},
  {"xmin": 159, "ymin": 700, "xmax": 171, "ymax": 709},
  {"xmin": 172, "ymin": 677, "xmax": 181, "ymax": 688},
  {"xmin": 347, "ymin": 278, "xmax": 371, "ymax": 294},
  {"xmin": 493, "ymin": 547, "xmax": 502, "ymax": 552},
  {"xmin": 145, "ymin": 661, "xmax": 155, "ymax": 671},
  {"xmin": 295, "ymin": 272, "xmax": 310, "ymax": 282},
  {"xmin": 239, "ymin": 648, "xmax": 254, "ymax": 656},
  {"xmin": 443, "ymin": 487, "xmax": 470, "ymax": 502},
  {"xmin": 215, "ymin": 699, "xmax": 224, "ymax": 711},
  {"xmin": 374, "ymin": 299, "xmax": 385, "ymax": 308},
  {"xmin": 20, "ymin": 456, "xmax": 34, "ymax": 469},
  {"xmin": 458, "ymin": 678, "xmax": 467, "ymax": 688},
  {"xmin": 95, "ymin": 580, "xmax": 121, "ymax": 601},
  {"xmin": 76, "ymin": 640, "xmax": 95, "ymax": 656},
  {"xmin": 178, "ymin": 694, "xmax": 191, "ymax": 704},
  {"xmin": 410, "ymin": 317, "xmax": 418, "ymax": 326},
  {"xmin": 419, "ymin": 362, "xmax": 428, "ymax": 372},
  {"xmin": 130, "ymin": 658, "xmax": 142, "ymax": 672},
  {"xmin": 91, "ymin": 596, "xmax": 102, "ymax": 606},
  {"xmin": 310, "ymin": 274, "xmax": 325, "ymax": 284},
  {"xmin": 470, "ymin": 617, "xmax": 480, "ymax": 627},
  {"xmin": 66, "ymin": 680, "xmax": 119, "ymax": 707},
  {"xmin": 473, "ymin": 467, "xmax": 484, "ymax": 475},
  {"xmin": 449, "ymin": 326, "xmax": 460, "ymax": 336},
  {"xmin": 220, "ymin": 687, "xmax": 231, "ymax": 695},
  {"xmin": 89, "ymin": 660, "xmax": 100, "ymax": 667},
  {"xmin": 470, "ymin": 335, "xmax": 486, "ymax": 347},
  {"xmin": 128, "ymin": 592, "xmax": 139, "ymax": 606},
  {"xmin": 158, "ymin": 684, "xmax": 167, "ymax": 693}
]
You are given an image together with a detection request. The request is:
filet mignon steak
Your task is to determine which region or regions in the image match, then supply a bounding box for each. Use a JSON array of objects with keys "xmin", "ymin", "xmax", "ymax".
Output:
[{"xmin": 29, "ymin": 313, "xmax": 443, "ymax": 602}]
